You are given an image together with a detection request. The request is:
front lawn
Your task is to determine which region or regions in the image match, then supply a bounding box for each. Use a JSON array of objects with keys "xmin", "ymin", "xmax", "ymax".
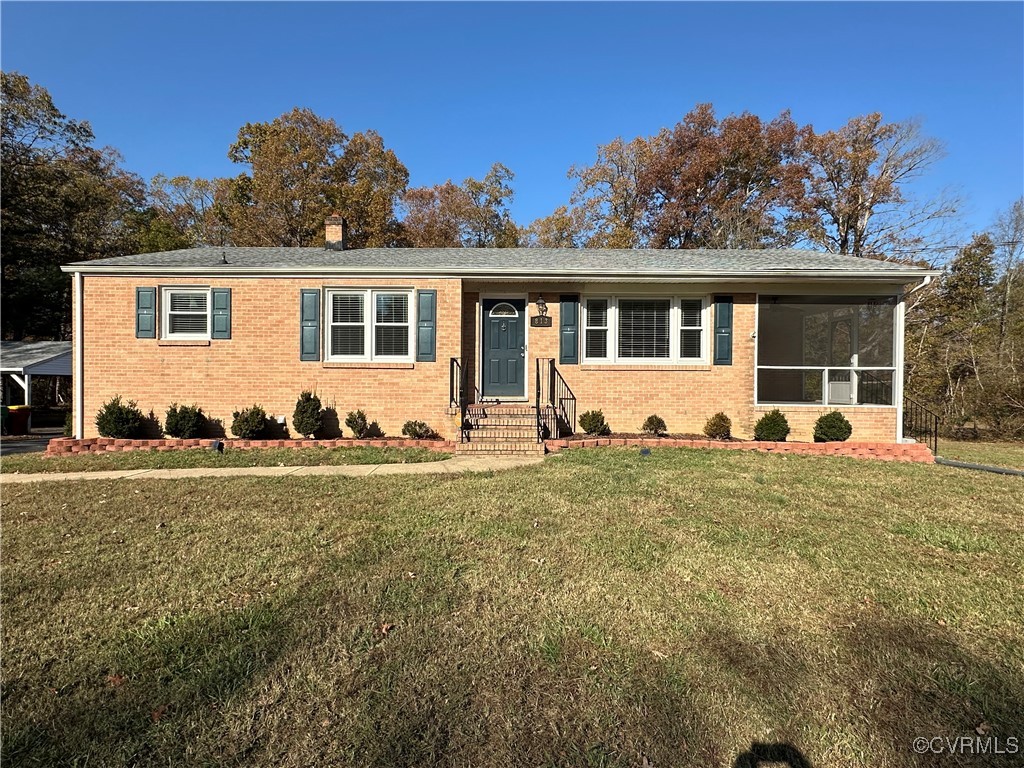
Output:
[
  {"xmin": 937, "ymin": 440, "xmax": 1024, "ymax": 470},
  {"xmin": 0, "ymin": 445, "xmax": 448, "ymax": 474},
  {"xmin": 2, "ymin": 448, "xmax": 1021, "ymax": 767}
]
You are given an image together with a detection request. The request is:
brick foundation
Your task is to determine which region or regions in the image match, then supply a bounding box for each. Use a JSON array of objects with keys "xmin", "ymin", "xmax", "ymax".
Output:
[
  {"xmin": 543, "ymin": 437, "xmax": 934, "ymax": 463},
  {"xmin": 44, "ymin": 437, "xmax": 455, "ymax": 457}
]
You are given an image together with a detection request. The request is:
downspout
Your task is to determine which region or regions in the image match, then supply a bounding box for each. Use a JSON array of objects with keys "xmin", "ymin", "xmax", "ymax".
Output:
[
  {"xmin": 74, "ymin": 270, "xmax": 84, "ymax": 439},
  {"xmin": 896, "ymin": 274, "xmax": 934, "ymax": 442}
]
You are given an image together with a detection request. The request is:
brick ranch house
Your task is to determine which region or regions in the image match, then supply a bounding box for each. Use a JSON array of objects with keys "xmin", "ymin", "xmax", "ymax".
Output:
[{"xmin": 61, "ymin": 217, "xmax": 939, "ymax": 453}]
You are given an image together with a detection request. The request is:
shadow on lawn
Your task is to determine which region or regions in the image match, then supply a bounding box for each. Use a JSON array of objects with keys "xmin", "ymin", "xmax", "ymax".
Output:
[
  {"xmin": 3, "ymin": 596, "xmax": 298, "ymax": 766},
  {"xmin": 705, "ymin": 610, "xmax": 1024, "ymax": 768},
  {"xmin": 4, "ymin": 578, "xmax": 1022, "ymax": 767},
  {"xmin": 733, "ymin": 742, "xmax": 812, "ymax": 767}
]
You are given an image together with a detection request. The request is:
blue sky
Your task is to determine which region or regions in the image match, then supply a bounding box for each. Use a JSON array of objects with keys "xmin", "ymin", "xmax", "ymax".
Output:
[{"xmin": 2, "ymin": 1, "xmax": 1022, "ymax": 239}]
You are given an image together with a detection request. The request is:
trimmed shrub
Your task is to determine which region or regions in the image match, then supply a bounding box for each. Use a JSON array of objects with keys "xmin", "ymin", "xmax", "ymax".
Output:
[
  {"xmin": 814, "ymin": 410, "xmax": 853, "ymax": 442},
  {"xmin": 642, "ymin": 414, "xmax": 668, "ymax": 436},
  {"xmin": 292, "ymin": 391, "xmax": 324, "ymax": 438},
  {"xmin": 402, "ymin": 420, "xmax": 439, "ymax": 440},
  {"xmin": 344, "ymin": 410, "xmax": 384, "ymax": 439},
  {"xmin": 579, "ymin": 410, "xmax": 610, "ymax": 436},
  {"xmin": 231, "ymin": 405, "xmax": 268, "ymax": 439},
  {"xmin": 704, "ymin": 412, "xmax": 732, "ymax": 440},
  {"xmin": 95, "ymin": 396, "xmax": 145, "ymax": 439},
  {"xmin": 754, "ymin": 408, "xmax": 791, "ymax": 442},
  {"xmin": 63, "ymin": 411, "xmax": 73, "ymax": 437},
  {"xmin": 164, "ymin": 403, "xmax": 204, "ymax": 439}
]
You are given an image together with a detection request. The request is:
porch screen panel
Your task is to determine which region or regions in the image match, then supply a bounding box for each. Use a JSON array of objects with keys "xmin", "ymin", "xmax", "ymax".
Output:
[
  {"xmin": 618, "ymin": 299, "xmax": 670, "ymax": 359},
  {"xmin": 757, "ymin": 296, "xmax": 897, "ymax": 406},
  {"xmin": 331, "ymin": 294, "xmax": 364, "ymax": 356}
]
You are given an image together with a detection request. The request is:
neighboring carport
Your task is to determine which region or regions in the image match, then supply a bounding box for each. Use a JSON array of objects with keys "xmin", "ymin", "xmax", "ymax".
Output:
[{"xmin": 1, "ymin": 341, "xmax": 72, "ymax": 433}]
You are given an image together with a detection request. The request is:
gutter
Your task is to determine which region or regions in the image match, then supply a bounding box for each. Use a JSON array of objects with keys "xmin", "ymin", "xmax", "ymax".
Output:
[{"xmin": 60, "ymin": 265, "xmax": 943, "ymax": 281}]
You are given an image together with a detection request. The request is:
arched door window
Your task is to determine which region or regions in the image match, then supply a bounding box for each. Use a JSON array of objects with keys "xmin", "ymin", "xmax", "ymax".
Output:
[{"xmin": 489, "ymin": 302, "xmax": 519, "ymax": 317}]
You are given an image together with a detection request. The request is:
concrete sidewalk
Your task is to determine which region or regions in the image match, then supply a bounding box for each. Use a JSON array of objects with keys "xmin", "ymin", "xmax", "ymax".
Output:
[{"xmin": 1, "ymin": 455, "xmax": 545, "ymax": 484}]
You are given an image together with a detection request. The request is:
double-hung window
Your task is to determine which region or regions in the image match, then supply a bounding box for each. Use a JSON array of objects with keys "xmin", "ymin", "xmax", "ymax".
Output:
[
  {"xmin": 680, "ymin": 298, "xmax": 703, "ymax": 359},
  {"xmin": 325, "ymin": 289, "xmax": 414, "ymax": 361},
  {"xmin": 584, "ymin": 299, "xmax": 610, "ymax": 360},
  {"xmin": 581, "ymin": 296, "xmax": 708, "ymax": 363},
  {"xmin": 162, "ymin": 287, "xmax": 211, "ymax": 340}
]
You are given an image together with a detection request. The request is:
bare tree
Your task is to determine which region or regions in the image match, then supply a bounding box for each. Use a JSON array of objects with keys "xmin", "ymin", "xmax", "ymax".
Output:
[{"xmin": 794, "ymin": 114, "xmax": 959, "ymax": 257}]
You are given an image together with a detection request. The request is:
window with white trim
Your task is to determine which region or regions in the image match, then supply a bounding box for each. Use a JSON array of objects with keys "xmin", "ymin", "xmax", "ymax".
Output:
[
  {"xmin": 580, "ymin": 296, "xmax": 709, "ymax": 364},
  {"xmin": 325, "ymin": 289, "xmax": 414, "ymax": 361},
  {"xmin": 584, "ymin": 299, "xmax": 609, "ymax": 360},
  {"xmin": 161, "ymin": 287, "xmax": 210, "ymax": 339},
  {"xmin": 680, "ymin": 298, "xmax": 703, "ymax": 359}
]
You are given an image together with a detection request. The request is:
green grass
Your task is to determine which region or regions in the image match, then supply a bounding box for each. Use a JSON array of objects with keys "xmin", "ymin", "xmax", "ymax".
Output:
[
  {"xmin": 0, "ymin": 446, "xmax": 448, "ymax": 474},
  {"xmin": 937, "ymin": 440, "xmax": 1024, "ymax": 470},
  {"xmin": 2, "ymin": 448, "xmax": 1022, "ymax": 767}
]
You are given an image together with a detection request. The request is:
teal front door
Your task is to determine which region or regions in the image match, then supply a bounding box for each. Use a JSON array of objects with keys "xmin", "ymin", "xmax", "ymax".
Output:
[{"xmin": 482, "ymin": 298, "xmax": 526, "ymax": 398}]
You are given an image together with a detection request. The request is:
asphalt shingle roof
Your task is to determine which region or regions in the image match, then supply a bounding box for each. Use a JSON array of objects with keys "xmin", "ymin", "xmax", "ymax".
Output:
[
  {"xmin": 65, "ymin": 247, "xmax": 933, "ymax": 277},
  {"xmin": 1, "ymin": 341, "xmax": 72, "ymax": 373}
]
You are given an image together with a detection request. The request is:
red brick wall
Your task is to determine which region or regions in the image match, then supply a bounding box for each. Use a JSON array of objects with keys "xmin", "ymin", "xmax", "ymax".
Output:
[
  {"xmin": 77, "ymin": 276, "xmax": 901, "ymax": 444},
  {"xmin": 78, "ymin": 276, "xmax": 463, "ymax": 440}
]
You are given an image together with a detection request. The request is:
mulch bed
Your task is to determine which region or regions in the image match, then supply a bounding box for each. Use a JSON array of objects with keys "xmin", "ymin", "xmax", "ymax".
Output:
[{"xmin": 589, "ymin": 433, "xmax": 744, "ymax": 442}]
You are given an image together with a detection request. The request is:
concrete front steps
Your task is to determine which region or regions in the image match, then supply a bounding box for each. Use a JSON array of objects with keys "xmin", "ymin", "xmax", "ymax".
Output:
[{"xmin": 455, "ymin": 403, "xmax": 547, "ymax": 456}]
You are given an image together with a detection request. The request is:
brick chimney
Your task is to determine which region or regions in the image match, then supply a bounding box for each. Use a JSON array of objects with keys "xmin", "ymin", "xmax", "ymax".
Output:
[{"xmin": 325, "ymin": 214, "xmax": 348, "ymax": 251}]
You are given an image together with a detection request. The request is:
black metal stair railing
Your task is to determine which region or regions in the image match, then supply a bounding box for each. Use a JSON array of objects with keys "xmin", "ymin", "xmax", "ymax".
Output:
[
  {"xmin": 535, "ymin": 358, "xmax": 577, "ymax": 440},
  {"xmin": 450, "ymin": 357, "xmax": 471, "ymax": 443},
  {"xmin": 903, "ymin": 396, "xmax": 940, "ymax": 455}
]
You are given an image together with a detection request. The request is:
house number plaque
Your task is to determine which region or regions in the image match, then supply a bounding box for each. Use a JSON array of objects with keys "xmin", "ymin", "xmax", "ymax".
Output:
[{"xmin": 530, "ymin": 316, "xmax": 553, "ymax": 327}]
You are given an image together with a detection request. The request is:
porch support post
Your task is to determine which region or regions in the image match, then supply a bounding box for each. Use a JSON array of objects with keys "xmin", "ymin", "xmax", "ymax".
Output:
[
  {"xmin": 74, "ymin": 270, "xmax": 84, "ymax": 439},
  {"xmin": 895, "ymin": 297, "xmax": 907, "ymax": 443}
]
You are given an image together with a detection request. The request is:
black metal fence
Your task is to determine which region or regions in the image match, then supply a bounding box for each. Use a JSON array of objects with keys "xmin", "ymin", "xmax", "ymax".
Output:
[{"xmin": 903, "ymin": 396, "xmax": 940, "ymax": 455}]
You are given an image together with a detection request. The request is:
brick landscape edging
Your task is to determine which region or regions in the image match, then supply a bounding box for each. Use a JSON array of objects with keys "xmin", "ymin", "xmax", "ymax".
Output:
[
  {"xmin": 44, "ymin": 437, "xmax": 456, "ymax": 457},
  {"xmin": 543, "ymin": 437, "xmax": 935, "ymax": 463}
]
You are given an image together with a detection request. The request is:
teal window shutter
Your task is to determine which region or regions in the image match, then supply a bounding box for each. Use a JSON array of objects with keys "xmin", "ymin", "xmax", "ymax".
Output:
[
  {"xmin": 714, "ymin": 296, "xmax": 733, "ymax": 365},
  {"xmin": 559, "ymin": 294, "xmax": 579, "ymax": 365},
  {"xmin": 300, "ymin": 289, "xmax": 321, "ymax": 361},
  {"xmin": 416, "ymin": 290, "xmax": 437, "ymax": 362},
  {"xmin": 136, "ymin": 287, "xmax": 156, "ymax": 338},
  {"xmin": 211, "ymin": 288, "xmax": 231, "ymax": 339}
]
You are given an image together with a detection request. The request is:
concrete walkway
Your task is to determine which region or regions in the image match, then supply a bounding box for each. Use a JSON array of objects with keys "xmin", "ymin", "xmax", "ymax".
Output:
[{"xmin": 2, "ymin": 455, "xmax": 545, "ymax": 484}]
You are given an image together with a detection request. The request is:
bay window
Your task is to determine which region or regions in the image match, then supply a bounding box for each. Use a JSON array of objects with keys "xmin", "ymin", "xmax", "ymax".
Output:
[
  {"xmin": 325, "ymin": 289, "xmax": 413, "ymax": 361},
  {"xmin": 756, "ymin": 296, "xmax": 897, "ymax": 406},
  {"xmin": 581, "ymin": 296, "xmax": 708, "ymax": 363}
]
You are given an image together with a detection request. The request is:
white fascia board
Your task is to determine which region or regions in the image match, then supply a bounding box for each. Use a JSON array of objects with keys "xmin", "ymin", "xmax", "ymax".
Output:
[{"xmin": 60, "ymin": 264, "xmax": 942, "ymax": 281}]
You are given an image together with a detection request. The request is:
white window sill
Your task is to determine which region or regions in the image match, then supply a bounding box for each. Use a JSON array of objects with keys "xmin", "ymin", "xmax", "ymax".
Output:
[
  {"xmin": 158, "ymin": 339, "xmax": 211, "ymax": 347},
  {"xmin": 581, "ymin": 363, "xmax": 711, "ymax": 371},
  {"xmin": 323, "ymin": 361, "xmax": 415, "ymax": 369}
]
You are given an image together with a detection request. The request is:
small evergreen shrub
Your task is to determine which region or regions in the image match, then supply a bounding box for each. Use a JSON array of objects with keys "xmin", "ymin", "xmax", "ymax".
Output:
[
  {"xmin": 231, "ymin": 405, "xmax": 268, "ymax": 439},
  {"xmin": 579, "ymin": 410, "xmax": 610, "ymax": 436},
  {"xmin": 63, "ymin": 411, "xmax": 73, "ymax": 437},
  {"xmin": 642, "ymin": 414, "xmax": 668, "ymax": 436},
  {"xmin": 704, "ymin": 412, "xmax": 732, "ymax": 440},
  {"xmin": 345, "ymin": 410, "xmax": 370, "ymax": 438},
  {"xmin": 754, "ymin": 408, "xmax": 791, "ymax": 442},
  {"xmin": 292, "ymin": 391, "xmax": 324, "ymax": 438},
  {"xmin": 164, "ymin": 403, "xmax": 204, "ymax": 439},
  {"xmin": 814, "ymin": 410, "xmax": 853, "ymax": 442},
  {"xmin": 402, "ymin": 420, "xmax": 438, "ymax": 440},
  {"xmin": 95, "ymin": 395, "xmax": 145, "ymax": 439}
]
